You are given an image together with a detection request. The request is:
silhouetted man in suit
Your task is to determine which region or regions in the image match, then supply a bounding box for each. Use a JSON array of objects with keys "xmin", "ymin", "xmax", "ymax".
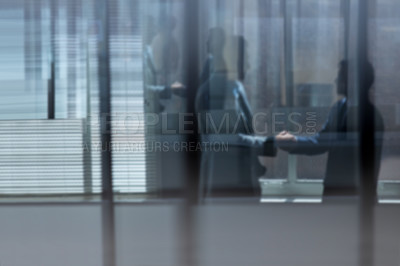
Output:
[
  {"xmin": 276, "ymin": 60, "xmax": 384, "ymax": 197},
  {"xmin": 200, "ymin": 27, "xmax": 227, "ymax": 86}
]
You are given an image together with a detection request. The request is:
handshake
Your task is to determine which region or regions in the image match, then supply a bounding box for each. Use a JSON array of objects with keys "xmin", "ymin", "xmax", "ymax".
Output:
[
  {"xmin": 275, "ymin": 130, "xmax": 297, "ymax": 143},
  {"xmin": 237, "ymin": 130, "xmax": 298, "ymax": 157}
]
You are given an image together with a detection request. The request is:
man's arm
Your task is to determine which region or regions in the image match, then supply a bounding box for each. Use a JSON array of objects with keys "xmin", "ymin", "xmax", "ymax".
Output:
[
  {"xmin": 200, "ymin": 134, "xmax": 277, "ymax": 157},
  {"xmin": 275, "ymin": 107, "xmax": 337, "ymax": 155}
]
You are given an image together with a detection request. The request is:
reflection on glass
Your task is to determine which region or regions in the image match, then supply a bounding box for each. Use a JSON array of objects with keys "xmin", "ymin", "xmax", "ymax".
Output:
[
  {"xmin": 0, "ymin": 0, "xmax": 395, "ymax": 199},
  {"xmin": 369, "ymin": 2, "xmax": 400, "ymax": 190}
]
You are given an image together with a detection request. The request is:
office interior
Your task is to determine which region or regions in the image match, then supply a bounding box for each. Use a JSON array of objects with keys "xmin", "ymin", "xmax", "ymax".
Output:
[{"xmin": 0, "ymin": 0, "xmax": 400, "ymax": 265}]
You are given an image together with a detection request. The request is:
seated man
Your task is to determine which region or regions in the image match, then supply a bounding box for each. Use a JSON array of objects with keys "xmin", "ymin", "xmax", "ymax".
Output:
[{"xmin": 275, "ymin": 60, "xmax": 384, "ymax": 197}]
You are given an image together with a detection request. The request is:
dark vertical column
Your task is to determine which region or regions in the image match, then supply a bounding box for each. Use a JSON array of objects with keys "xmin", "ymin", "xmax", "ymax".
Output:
[
  {"xmin": 282, "ymin": 0, "xmax": 295, "ymax": 107},
  {"xmin": 83, "ymin": 36, "xmax": 93, "ymax": 195},
  {"xmin": 184, "ymin": 0, "xmax": 200, "ymax": 207},
  {"xmin": 97, "ymin": 0, "xmax": 116, "ymax": 265},
  {"xmin": 82, "ymin": 114, "xmax": 93, "ymax": 193},
  {"xmin": 48, "ymin": 61, "xmax": 55, "ymax": 119},
  {"xmin": 357, "ymin": 0, "xmax": 376, "ymax": 266},
  {"xmin": 48, "ymin": 0, "xmax": 57, "ymax": 119},
  {"xmin": 358, "ymin": 0, "xmax": 375, "ymax": 196},
  {"xmin": 180, "ymin": 0, "xmax": 200, "ymax": 265}
]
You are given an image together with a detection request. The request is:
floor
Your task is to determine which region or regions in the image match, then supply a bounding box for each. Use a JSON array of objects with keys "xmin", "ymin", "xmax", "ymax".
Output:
[{"xmin": 0, "ymin": 202, "xmax": 399, "ymax": 266}]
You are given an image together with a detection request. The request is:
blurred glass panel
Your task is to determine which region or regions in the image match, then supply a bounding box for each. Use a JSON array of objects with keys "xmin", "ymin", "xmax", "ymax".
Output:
[
  {"xmin": 0, "ymin": 0, "xmax": 48, "ymax": 119},
  {"xmin": 197, "ymin": 0, "xmax": 283, "ymax": 198},
  {"xmin": 291, "ymin": 0, "xmax": 345, "ymax": 181},
  {"xmin": 53, "ymin": 0, "xmax": 89, "ymax": 119},
  {"xmin": 0, "ymin": 0, "xmax": 102, "ymax": 195},
  {"xmin": 369, "ymin": 1, "xmax": 400, "ymax": 185},
  {"xmin": 108, "ymin": 0, "xmax": 148, "ymax": 194},
  {"xmin": 137, "ymin": 0, "xmax": 187, "ymax": 197},
  {"xmin": 195, "ymin": 0, "xmax": 349, "ymax": 197}
]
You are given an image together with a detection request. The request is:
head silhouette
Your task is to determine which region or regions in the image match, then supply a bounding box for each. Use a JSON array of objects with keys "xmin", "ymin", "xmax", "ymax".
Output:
[
  {"xmin": 336, "ymin": 60, "xmax": 375, "ymax": 97},
  {"xmin": 157, "ymin": 13, "xmax": 176, "ymax": 34},
  {"xmin": 207, "ymin": 27, "xmax": 226, "ymax": 57},
  {"xmin": 144, "ymin": 16, "xmax": 157, "ymax": 45},
  {"xmin": 224, "ymin": 35, "xmax": 248, "ymax": 81}
]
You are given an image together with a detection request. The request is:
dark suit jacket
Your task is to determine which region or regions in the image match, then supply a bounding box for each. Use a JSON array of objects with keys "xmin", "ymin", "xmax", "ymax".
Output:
[{"xmin": 283, "ymin": 98, "xmax": 384, "ymax": 194}]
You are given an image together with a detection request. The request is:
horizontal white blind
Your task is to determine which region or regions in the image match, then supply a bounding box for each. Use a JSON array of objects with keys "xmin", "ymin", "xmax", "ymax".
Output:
[
  {"xmin": 109, "ymin": 0, "xmax": 152, "ymax": 193},
  {"xmin": 0, "ymin": 119, "xmax": 101, "ymax": 194},
  {"xmin": 0, "ymin": 0, "xmax": 151, "ymax": 195}
]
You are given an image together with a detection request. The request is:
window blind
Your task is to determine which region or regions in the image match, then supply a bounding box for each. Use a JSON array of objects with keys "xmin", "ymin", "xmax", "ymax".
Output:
[
  {"xmin": 108, "ymin": 0, "xmax": 155, "ymax": 194},
  {"xmin": 0, "ymin": 119, "xmax": 102, "ymax": 194},
  {"xmin": 0, "ymin": 0, "xmax": 152, "ymax": 195}
]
